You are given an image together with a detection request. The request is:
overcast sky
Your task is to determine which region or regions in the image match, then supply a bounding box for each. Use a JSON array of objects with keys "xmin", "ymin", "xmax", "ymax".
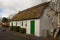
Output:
[{"xmin": 0, "ymin": 0, "xmax": 50, "ymax": 18}]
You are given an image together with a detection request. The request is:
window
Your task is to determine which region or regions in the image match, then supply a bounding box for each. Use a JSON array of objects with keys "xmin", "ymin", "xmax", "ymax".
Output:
[{"xmin": 22, "ymin": 21, "xmax": 23, "ymax": 26}]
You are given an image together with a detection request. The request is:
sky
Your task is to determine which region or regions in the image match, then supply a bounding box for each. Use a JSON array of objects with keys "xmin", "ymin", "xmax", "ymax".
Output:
[{"xmin": 0, "ymin": 0, "xmax": 50, "ymax": 18}]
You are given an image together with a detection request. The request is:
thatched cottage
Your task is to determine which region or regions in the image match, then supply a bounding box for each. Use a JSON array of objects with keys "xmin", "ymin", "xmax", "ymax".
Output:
[{"xmin": 10, "ymin": 1, "xmax": 58, "ymax": 37}]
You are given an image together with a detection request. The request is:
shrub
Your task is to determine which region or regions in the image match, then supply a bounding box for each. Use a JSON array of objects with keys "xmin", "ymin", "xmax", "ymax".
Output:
[
  {"xmin": 10, "ymin": 26, "xmax": 26, "ymax": 33},
  {"xmin": 15, "ymin": 26, "xmax": 21, "ymax": 32},
  {"xmin": 20, "ymin": 28, "xmax": 26, "ymax": 33},
  {"xmin": 10, "ymin": 26, "xmax": 21, "ymax": 32},
  {"xmin": 10, "ymin": 26, "xmax": 14, "ymax": 31},
  {"xmin": 13, "ymin": 26, "xmax": 16, "ymax": 31}
]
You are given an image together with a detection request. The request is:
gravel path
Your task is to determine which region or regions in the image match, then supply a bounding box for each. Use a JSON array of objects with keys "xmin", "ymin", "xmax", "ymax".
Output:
[{"xmin": 0, "ymin": 30, "xmax": 40, "ymax": 40}]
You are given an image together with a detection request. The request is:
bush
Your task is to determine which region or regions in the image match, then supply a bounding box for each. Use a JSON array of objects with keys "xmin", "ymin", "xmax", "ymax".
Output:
[
  {"xmin": 12, "ymin": 26, "xmax": 16, "ymax": 31},
  {"xmin": 10, "ymin": 26, "xmax": 14, "ymax": 31},
  {"xmin": 10, "ymin": 26, "xmax": 26, "ymax": 33},
  {"xmin": 15, "ymin": 26, "xmax": 21, "ymax": 32},
  {"xmin": 20, "ymin": 28, "xmax": 26, "ymax": 33},
  {"xmin": 10, "ymin": 26, "xmax": 21, "ymax": 32}
]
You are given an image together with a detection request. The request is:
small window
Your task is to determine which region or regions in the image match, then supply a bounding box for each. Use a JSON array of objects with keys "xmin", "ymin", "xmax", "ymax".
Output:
[{"xmin": 22, "ymin": 21, "xmax": 23, "ymax": 26}]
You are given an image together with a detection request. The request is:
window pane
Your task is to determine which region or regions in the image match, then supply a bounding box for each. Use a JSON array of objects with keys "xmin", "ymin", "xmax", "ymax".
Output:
[{"xmin": 22, "ymin": 21, "xmax": 23, "ymax": 26}]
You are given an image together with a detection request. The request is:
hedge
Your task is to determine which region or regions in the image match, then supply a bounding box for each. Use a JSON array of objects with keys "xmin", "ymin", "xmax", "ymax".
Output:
[
  {"xmin": 10, "ymin": 26, "xmax": 26, "ymax": 33},
  {"xmin": 20, "ymin": 28, "xmax": 26, "ymax": 33}
]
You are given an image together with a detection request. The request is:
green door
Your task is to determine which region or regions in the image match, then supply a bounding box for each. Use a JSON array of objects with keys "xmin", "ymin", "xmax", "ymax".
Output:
[{"xmin": 30, "ymin": 21, "xmax": 35, "ymax": 35}]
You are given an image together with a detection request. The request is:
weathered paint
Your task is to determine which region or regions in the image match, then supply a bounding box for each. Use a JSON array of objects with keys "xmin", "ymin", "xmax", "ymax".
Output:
[{"xmin": 40, "ymin": 7, "xmax": 58, "ymax": 36}]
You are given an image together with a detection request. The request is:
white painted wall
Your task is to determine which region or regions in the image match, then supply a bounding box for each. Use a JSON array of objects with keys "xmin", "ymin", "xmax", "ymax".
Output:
[
  {"xmin": 23, "ymin": 21, "xmax": 27, "ymax": 28},
  {"xmin": 35, "ymin": 19, "xmax": 40, "ymax": 36},
  {"xmin": 26, "ymin": 20, "xmax": 30, "ymax": 34},
  {"xmin": 10, "ymin": 19, "xmax": 40, "ymax": 36},
  {"xmin": 40, "ymin": 7, "xmax": 58, "ymax": 37},
  {"xmin": 16, "ymin": 21, "xmax": 27, "ymax": 28},
  {"xmin": 10, "ymin": 22, "xmax": 12, "ymax": 26},
  {"xmin": 26, "ymin": 19, "xmax": 40, "ymax": 36},
  {"xmin": 13, "ymin": 21, "xmax": 17, "ymax": 26},
  {"xmin": 17, "ymin": 21, "xmax": 22, "ymax": 27}
]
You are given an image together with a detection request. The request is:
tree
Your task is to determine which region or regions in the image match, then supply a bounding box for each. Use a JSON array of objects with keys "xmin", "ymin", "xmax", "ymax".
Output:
[{"xmin": 2, "ymin": 17, "xmax": 8, "ymax": 23}]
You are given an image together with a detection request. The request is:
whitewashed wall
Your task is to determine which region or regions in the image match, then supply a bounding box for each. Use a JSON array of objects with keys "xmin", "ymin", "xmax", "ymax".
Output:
[
  {"xmin": 40, "ymin": 7, "xmax": 58, "ymax": 36},
  {"xmin": 10, "ymin": 22, "xmax": 13, "ymax": 26},
  {"xmin": 10, "ymin": 19, "xmax": 40, "ymax": 36},
  {"xmin": 26, "ymin": 19, "xmax": 40, "ymax": 36},
  {"xmin": 22, "ymin": 21, "xmax": 27, "ymax": 28},
  {"xmin": 35, "ymin": 19, "xmax": 40, "ymax": 36},
  {"xmin": 26, "ymin": 20, "xmax": 30, "ymax": 34},
  {"xmin": 13, "ymin": 21, "xmax": 17, "ymax": 26},
  {"xmin": 17, "ymin": 21, "xmax": 22, "ymax": 27},
  {"xmin": 16, "ymin": 21, "xmax": 27, "ymax": 28}
]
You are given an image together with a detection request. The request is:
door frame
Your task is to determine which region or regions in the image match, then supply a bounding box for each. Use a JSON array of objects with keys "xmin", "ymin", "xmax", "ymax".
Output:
[{"xmin": 30, "ymin": 20, "xmax": 35, "ymax": 35}]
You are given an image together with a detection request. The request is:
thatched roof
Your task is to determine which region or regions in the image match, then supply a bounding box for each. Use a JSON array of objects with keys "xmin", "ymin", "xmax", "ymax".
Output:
[{"xmin": 11, "ymin": 2, "xmax": 49, "ymax": 21}]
